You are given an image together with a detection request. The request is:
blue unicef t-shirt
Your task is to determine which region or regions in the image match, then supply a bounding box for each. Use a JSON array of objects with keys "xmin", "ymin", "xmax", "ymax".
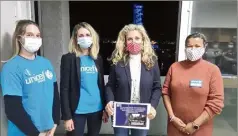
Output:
[
  {"xmin": 1, "ymin": 55, "xmax": 56, "ymax": 136},
  {"xmin": 75, "ymin": 56, "xmax": 103, "ymax": 114}
]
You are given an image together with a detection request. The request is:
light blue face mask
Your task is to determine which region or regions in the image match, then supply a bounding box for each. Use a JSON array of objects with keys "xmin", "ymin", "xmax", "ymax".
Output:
[{"xmin": 77, "ymin": 37, "xmax": 93, "ymax": 49}]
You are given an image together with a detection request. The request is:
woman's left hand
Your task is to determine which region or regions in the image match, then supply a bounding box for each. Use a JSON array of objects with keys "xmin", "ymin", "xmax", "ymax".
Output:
[
  {"xmin": 102, "ymin": 111, "xmax": 109, "ymax": 123},
  {"xmin": 184, "ymin": 122, "xmax": 196, "ymax": 135},
  {"xmin": 147, "ymin": 106, "xmax": 157, "ymax": 120},
  {"xmin": 46, "ymin": 124, "xmax": 57, "ymax": 136}
]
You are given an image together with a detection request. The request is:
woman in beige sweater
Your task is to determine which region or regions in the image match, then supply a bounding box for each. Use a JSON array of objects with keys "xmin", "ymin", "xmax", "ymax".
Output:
[{"xmin": 162, "ymin": 32, "xmax": 224, "ymax": 136}]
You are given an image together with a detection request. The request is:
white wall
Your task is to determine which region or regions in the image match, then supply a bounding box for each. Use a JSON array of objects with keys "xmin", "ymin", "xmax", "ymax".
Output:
[
  {"xmin": 192, "ymin": 1, "xmax": 237, "ymax": 28},
  {"xmin": 0, "ymin": 1, "xmax": 33, "ymax": 136}
]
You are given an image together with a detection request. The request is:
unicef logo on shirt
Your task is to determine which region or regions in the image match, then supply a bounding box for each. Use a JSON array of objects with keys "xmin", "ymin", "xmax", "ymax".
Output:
[
  {"xmin": 45, "ymin": 70, "xmax": 53, "ymax": 80},
  {"xmin": 25, "ymin": 69, "xmax": 31, "ymax": 76},
  {"xmin": 25, "ymin": 69, "xmax": 53, "ymax": 84},
  {"xmin": 81, "ymin": 65, "xmax": 98, "ymax": 73}
]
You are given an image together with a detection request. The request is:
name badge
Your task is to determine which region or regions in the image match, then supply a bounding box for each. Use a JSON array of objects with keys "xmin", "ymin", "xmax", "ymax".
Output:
[{"xmin": 189, "ymin": 80, "xmax": 202, "ymax": 88}]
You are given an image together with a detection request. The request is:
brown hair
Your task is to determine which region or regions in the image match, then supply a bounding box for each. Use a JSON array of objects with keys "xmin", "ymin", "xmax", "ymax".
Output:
[{"xmin": 10, "ymin": 19, "xmax": 40, "ymax": 59}]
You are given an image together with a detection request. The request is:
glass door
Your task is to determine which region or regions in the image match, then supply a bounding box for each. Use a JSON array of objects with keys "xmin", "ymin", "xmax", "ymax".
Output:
[{"xmin": 178, "ymin": 1, "xmax": 238, "ymax": 136}]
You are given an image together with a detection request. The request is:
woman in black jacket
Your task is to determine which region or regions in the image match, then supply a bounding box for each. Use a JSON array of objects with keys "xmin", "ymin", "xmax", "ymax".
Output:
[
  {"xmin": 60, "ymin": 22, "xmax": 108, "ymax": 136},
  {"xmin": 105, "ymin": 24, "xmax": 162, "ymax": 136}
]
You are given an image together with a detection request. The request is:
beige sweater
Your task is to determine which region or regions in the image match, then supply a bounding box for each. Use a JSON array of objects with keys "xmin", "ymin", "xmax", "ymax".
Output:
[{"xmin": 162, "ymin": 59, "xmax": 224, "ymax": 136}]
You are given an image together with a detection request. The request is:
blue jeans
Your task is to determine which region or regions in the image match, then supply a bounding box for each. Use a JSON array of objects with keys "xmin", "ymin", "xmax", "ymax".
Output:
[
  {"xmin": 114, "ymin": 127, "xmax": 148, "ymax": 136},
  {"xmin": 66, "ymin": 110, "xmax": 103, "ymax": 136}
]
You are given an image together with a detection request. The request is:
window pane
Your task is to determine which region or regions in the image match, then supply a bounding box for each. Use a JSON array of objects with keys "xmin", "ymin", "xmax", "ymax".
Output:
[
  {"xmin": 213, "ymin": 88, "xmax": 237, "ymax": 136},
  {"xmin": 69, "ymin": 1, "xmax": 179, "ymax": 76},
  {"xmin": 191, "ymin": 1, "xmax": 237, "ymax": 77}
]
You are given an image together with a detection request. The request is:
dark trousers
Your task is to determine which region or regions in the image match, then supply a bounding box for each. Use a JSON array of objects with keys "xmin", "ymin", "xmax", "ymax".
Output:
[
  {"xmin": 67, "ymin": 110, "xmax": 103, "ymax": 136},
  {"xmin": 114, "ymin": 127, "xmax": 148, "ymax": 136}
]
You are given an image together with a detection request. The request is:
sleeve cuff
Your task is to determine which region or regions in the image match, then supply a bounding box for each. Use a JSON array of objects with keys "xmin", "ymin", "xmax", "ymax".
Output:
[
  {"xmin": 162, "ymin": 89, "xmax": 169, "ymax": 95},
  {"xmin": 150, "ymin": 101, "xmax": 158, "ymax": 109},
  {"xmin": 54, "ymin": 119, "xmax": 60, "ymax": 125}
]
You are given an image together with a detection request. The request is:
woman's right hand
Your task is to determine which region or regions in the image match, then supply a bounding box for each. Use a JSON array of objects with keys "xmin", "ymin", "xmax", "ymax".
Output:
[
  {"xmin": 105, "ymin": 101, "xmax": 114, "ymax": 116},
  {"xmin": 64, "ymin": 119, "xmax": 75, "ymax": 132},
  {"xmin": 171, "ymin": 117, "xmax": 186, "ymax": 132}
]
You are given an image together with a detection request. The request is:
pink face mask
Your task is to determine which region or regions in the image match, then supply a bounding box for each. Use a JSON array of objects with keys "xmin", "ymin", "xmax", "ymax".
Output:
[{"xmin": 126, "ymin": 42, "xmax": 141, "ymax": 55}]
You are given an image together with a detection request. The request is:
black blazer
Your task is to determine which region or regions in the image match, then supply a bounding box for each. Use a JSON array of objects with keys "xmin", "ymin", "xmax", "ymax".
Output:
[
  {"xmin": 60, "ymin": 53, "xmax": 105, "ymax": 120},
  {"xmin": 105, "ymin": 60, "xmax": 162, "ymax": 108}
]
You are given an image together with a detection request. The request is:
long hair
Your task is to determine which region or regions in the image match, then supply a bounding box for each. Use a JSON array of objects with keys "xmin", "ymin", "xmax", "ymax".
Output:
[
  {"xmin": 8, "ymin": 20, "xmax": 40, "ymax": 61},
  {"xmin": 68, "ymin": 22, "xmax": 100, "ymax": 59},
  {"xmin": 109, "ymin": 24, "xmax": 157, "ymax": 70}
]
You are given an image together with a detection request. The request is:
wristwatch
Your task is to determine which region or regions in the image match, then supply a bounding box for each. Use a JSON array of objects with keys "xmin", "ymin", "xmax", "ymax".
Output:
[{"xmin": 192, "ymin": 122, "xmax": 200, "ymax": 130}]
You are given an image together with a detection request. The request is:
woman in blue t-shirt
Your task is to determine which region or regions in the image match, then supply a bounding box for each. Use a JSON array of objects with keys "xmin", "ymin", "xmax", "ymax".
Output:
[
  {"xmin": 1, "ymin": 20, "xmax": 60, "ymax": 136},
  {"xmin": 60, "ymin": 22, "xmax": 108, "ymax": 136}
]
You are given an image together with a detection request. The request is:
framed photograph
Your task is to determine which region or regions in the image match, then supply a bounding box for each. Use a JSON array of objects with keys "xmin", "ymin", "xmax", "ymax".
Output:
[{"xmin": 113, "ymin": 102, "xmax": 151, "ymax": 130}]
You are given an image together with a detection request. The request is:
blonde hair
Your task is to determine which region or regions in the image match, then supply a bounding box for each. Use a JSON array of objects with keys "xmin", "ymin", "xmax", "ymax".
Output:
[
  {"xmin": 109, "ymin": 24, "xmax": 157, "ymax": 70},
  {"xmin": 68, "ymin": 22, "xmax": 100, "ymax": 59},
  {"xmin": 6, "ymin": 20, "xmax": 39, "ymax": 61}
]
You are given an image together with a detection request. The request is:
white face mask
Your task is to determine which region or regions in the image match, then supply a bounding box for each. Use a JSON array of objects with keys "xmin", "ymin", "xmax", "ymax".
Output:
[
  {"xmin": 77, "ymin": 37, "xmax": 93, "ymax": 49},
  {"xmin": 21, "ymin": 37, "xmax": 42, "ymax": 53},
  {"xmin": 228, "ymin": 44, "xmax": 234, "ymax": 48},
  {"xmin": 213, "ymin": 44, "xmax": 219, "ymax": 48},
  {"xmin": 185, "ymin": 47, "xmax": 205, "ymax": 61}
]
